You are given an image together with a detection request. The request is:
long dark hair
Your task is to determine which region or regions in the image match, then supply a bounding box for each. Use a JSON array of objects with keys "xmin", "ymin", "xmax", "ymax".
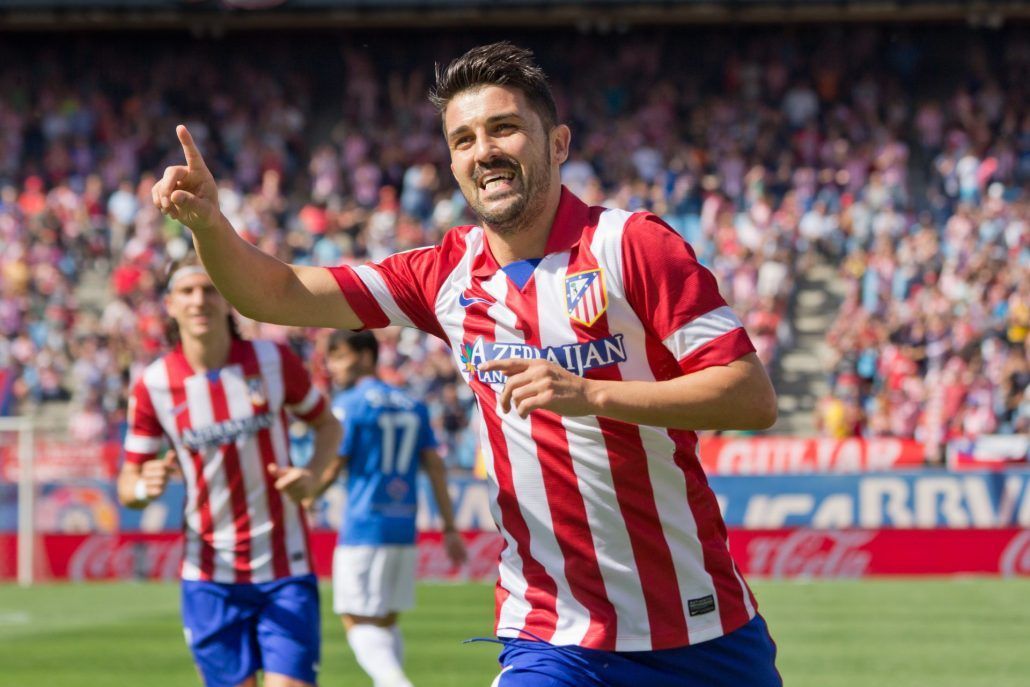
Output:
[{"xmin": 162, "ymin": 253, "xmax": 241, "ymax": 346}]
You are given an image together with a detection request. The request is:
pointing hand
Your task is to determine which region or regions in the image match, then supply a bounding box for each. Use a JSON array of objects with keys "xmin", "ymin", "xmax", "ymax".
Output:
[{"xmin": 152, "ymin": 125, "xmax": 221, "ymax": 232}]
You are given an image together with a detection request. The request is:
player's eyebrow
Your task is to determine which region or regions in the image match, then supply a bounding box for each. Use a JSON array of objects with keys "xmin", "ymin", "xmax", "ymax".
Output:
[{"xmin": 446, "ymin": 112, "xmax": 523, "ymax": 142}]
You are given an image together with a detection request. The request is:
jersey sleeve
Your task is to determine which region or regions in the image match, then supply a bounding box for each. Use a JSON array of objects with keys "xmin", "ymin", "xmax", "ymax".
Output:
[
  {"xmin": 279, "ymin": 344, "xmax": 326, "ymax": 422},
  {"xmin": 326, "ymin": 246, "xmax": 447, "ymax": 340},
  {"xmin": 621, "ymin": 213, "xmax": 756, "ymax": 375},
  {"xmin": 123, "ymin": 377, "xmax": 165, "ymax": 465}
]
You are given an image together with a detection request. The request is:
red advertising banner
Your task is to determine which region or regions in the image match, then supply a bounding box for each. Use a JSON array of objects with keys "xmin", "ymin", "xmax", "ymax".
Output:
[
  {"xmin": 698, "ymin": 436, "xmax": 927, "ymax": 474},
  {"xmin": 0, "ymin": 531, "xmax": 503, "ymax": 582},
  {"xmin": 0, "ymin": 441, "xmax": 122, "ymax": 482},
  {"xmin": 4, "ymin": 528, "xmax": 1029, "ymax": 582},
  {"xmin": 728, "ymin": 528, "xmax": 1030, "ymax": 577}
]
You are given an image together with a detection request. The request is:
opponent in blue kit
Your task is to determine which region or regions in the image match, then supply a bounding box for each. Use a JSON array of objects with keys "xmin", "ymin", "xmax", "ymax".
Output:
[{"xmin": 315, "ymin": 330, "xmax": 466, "ymax": 687}]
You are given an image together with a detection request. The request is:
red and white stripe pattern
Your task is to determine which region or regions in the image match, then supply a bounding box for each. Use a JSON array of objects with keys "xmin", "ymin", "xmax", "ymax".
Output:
[
  {"xmin": 328, "ymin": 188, "xmax": 758, "ymax": 651},
  {"xmin": 124, "ymin": 339, "xmax": 324, "ymax": 583}
]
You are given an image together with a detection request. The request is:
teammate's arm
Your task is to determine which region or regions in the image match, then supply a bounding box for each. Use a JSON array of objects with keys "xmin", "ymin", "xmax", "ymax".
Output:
[
  {"xmin": 482, "ymin": 352, "xmax": 777, "ymax": 431},
  {"xmin": 421, "ymin": 449, "xmax": 467, "ymax": 566},
  {"xmin": 269, "ymin": 404, "xmax": 343, "ymax": 503},
  {"xmin": 152, "ymin": 125, "xmax": 361, "ymax": 330},
  {"xmin": 116, "ymin": 450, "xmax": 177, "ymax": 508}
]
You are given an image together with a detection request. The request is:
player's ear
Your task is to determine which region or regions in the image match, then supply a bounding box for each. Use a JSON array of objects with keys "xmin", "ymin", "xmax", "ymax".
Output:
[{"xmin": 550, "ymin": 124, "xmax": 571, "ymax": 166}]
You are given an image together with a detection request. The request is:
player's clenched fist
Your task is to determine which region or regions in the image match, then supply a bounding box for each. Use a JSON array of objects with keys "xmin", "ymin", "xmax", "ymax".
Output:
[
  {"xmin": 480, "ymin": 358, "xmax": 599, "ymax": 419},
  {"xmin": 152, "ymin": 125, "xmax": 221, "ymax": 232},
  {"xmin": 268, "ymin": 463, "xmax": 317, "ymax": 504},
  {"xmin": 139, "ymin": 450, "xmax": 178, "ymax": 500}
]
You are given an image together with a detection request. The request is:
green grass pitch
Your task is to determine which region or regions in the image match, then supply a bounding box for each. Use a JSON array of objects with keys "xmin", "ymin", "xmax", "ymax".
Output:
[{"xmin": 1, "ymin": 579, "xmax": 1028, "ymax": 686}]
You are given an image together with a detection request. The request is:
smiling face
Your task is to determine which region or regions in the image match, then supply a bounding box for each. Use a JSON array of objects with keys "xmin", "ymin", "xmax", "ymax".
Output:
[
  {"xmin": 444, "ymin": 85, "xmax": 568, "ymax": 235},
  {"xmin": 164, "ymin": 270, "xmax": 231, "ymax": 343}
]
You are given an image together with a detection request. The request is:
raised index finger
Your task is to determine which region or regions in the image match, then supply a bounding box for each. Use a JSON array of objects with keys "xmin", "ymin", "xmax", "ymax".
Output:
[{"xmin": 176, "ymin": 124, "xmax": 208, "ymax": 171}]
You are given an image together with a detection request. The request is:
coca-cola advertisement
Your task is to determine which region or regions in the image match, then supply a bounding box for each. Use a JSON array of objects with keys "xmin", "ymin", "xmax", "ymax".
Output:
[
  {"xmin": 0, "ymin": 531, "xmax": 505, "ymax": 582},
  {"xmin": 728, "ymin": 528, "xmax": 1030, "ymax": 578},
  {"xmin": 4, "ymin": 528, "xmax": 1029, "ymax": 582}
]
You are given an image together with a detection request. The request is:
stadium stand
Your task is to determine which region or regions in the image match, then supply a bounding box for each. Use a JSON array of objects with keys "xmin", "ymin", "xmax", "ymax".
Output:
[{"xmin": 0, "ymin": 24, "xmax": 1025, "ymax": 469}]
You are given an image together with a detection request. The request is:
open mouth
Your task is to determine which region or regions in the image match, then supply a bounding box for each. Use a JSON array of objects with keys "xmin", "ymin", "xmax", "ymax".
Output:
[{"xmin": 479, "ymin": 171, "xmax": 516, "ymax": 190}]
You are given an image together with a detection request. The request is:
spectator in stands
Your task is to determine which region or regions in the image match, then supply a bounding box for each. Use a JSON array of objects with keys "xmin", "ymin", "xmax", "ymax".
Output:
[{"xmin": 0, "ymin": 27, "xmax": 1024, "ymax": 453}]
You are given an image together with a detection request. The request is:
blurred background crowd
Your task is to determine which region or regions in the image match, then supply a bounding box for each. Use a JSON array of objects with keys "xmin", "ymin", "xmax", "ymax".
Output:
[{"xmin": 0, "ymin": 25, "xmax": 1026, "ymax": 468}]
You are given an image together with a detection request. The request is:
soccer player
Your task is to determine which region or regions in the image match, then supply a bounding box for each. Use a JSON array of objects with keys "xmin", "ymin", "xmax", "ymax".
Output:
[
  {"xmin": 116, "ymin": 254, "xmax": 342, "ymax": 687},
  {"xmin": 311, "ymin": 329, "xmax": 466, "ymax": 687},
  {"xmin": 153, "ymin": 42, "xmax": 781, "ymax": 687}
]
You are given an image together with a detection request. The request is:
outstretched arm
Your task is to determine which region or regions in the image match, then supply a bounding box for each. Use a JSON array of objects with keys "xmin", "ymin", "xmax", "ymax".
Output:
[
  {"xmin": 480, "ymin": 352, "xmax": 777, "ymax": 431},
  {"xmin": 153, "ymin": 125, "xmax": 361, "ymax": 330}
]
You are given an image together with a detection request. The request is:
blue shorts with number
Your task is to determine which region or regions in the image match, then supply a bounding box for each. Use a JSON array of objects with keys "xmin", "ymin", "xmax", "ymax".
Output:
[
  {"xmin": 181, "ymin": 574, "xmax": 320, "ymax": 687},
  {"xmin": 495, "ymin": 614, "xmax": 781, "ymax": 687}
]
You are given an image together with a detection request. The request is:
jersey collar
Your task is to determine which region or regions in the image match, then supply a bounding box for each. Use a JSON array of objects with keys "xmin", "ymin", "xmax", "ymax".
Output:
[{"xmin": 471, "ymin": 186, "xmax": 589, "ymax": 278}]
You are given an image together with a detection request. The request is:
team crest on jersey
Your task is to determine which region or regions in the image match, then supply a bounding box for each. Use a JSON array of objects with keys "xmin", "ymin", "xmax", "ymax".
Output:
[
  {"xmin": 246, "ymin": 376, "xmax": 267, "ymax": 407},
  {"xmin": 565, "ymin": 269, "xmax": 608, "ymax": 327}
]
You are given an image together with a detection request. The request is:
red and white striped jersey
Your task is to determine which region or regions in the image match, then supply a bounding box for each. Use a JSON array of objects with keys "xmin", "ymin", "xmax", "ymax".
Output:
[
  {"xmin": 328, "ymin": 187, "xmax": 759, "ymax": 651},
  {"xmin": 124, "ymin": 338, "xmax": 326, "ymax": 583}
]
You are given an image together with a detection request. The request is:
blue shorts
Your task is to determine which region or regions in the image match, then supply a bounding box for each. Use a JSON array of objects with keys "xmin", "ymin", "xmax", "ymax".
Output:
[
  {"xmin": 181, "ymin": 574, "xmax": 321, "ymax": 687},
  {"xmin": 495, "ymin": 614, "xmax": 781, "ymax": 687}
]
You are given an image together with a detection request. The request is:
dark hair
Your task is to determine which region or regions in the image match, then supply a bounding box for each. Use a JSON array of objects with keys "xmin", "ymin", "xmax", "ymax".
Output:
[
  {"xmin": 163, "ymin": 253, "xmax": 241, "ymax": 345},
  {"xmin": 327, "ymin": 330, "xmax": 379, "ymax": 366},
  {"xmin": 429, "ymin": 41, "xmax": 558, "ymax": 131}
]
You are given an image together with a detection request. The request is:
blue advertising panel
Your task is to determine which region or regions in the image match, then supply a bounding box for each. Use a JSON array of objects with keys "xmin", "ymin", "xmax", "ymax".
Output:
[{"xmin": 4, "ymin": 471, "xmax": 1030, "ymax": 533}]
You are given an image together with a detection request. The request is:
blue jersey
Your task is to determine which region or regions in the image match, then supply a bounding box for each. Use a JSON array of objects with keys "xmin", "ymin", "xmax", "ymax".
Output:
[{"xmin": 331, "ymin": 378, "xmax": 436, "ymax": 546}]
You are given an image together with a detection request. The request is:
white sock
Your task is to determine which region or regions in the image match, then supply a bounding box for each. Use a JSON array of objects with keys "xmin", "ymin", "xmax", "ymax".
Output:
[{"xmin": 347, "ymin": 624, "xmax": 413, "ymax": 687}]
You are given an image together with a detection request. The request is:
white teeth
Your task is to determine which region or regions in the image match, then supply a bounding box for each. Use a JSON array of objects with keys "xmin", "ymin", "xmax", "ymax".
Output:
[{"xmin": 482, "ymin": 174, "xmax": 514, "ymax": 189}]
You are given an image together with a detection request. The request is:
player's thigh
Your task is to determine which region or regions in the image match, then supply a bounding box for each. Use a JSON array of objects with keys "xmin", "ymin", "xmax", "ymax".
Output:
[
  {"xmin": 180, "ymin": 580, "xmax": 262, "ymax": 687},
  {"xmin": 255, "ymin": 575, "xmax": 321, "ymax": 687},
  {"xmin": 261, "ymin": 673, "xmax": 314, "ymax": 687},
  {"xmin": 333, "ymin": 545, "xmax": 416, "ymax": 616}
]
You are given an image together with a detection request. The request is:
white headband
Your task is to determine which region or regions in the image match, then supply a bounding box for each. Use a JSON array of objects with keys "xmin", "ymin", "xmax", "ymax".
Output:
[{"xmin": 167, "ymin": 265, "xmax": 208, "ymax": 290}]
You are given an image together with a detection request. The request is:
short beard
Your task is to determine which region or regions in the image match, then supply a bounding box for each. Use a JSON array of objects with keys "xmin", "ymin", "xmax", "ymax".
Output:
[{"xmin": 467, "ymin": 146, "xmax": 551, "ymax": 236}]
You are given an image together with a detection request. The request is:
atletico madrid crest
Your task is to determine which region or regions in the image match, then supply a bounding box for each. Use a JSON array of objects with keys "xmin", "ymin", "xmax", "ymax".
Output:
[{"xmin": 565, "ymin": 268, "xmax": 608, "ymax": 327}]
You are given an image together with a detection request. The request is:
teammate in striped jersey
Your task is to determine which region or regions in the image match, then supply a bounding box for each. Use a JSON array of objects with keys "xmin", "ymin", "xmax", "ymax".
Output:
[
  {"xmin": 153, "ymin": 42, "xmax": 781, "ymax": 687},
  {"xmin": 116, "ymin": 255, "xmax": 342, "ymax": 687}
]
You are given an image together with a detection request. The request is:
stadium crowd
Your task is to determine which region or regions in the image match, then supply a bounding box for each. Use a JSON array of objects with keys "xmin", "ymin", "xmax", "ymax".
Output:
[{"xmin": 0, "ymin": 27, "xmax": 1025, "ymax": 460}]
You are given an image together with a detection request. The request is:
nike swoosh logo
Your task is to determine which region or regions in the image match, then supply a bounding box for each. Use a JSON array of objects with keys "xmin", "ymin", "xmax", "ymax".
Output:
[{"xmin": 458, "ymin": 292, "xmax": 492, "ymax": 308}]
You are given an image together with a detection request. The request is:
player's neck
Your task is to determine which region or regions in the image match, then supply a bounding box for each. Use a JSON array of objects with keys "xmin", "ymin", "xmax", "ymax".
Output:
[{"xmin": 180, "ymin": 331, "xmax": 232, "ymax": 373}]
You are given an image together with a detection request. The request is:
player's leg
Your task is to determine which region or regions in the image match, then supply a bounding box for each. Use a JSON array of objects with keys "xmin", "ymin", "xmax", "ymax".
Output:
[
  {"xmin": 180, "ymin": 579, "xmax": 262, "ymax": 687},
  {"xmin": 254, "ymin": 574, "xmax": 321, "ymax": 687},
  {"xmin": 333, "ymin": 545, "xmax": 417, "ymax": 687}
]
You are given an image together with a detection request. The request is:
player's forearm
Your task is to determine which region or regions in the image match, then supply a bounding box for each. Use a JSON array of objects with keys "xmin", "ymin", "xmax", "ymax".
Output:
[
  {"xmin": 189, "ymin": 214, "xmax": 305, "ymax": 325},
  {"xmin": 424, "ymin": 458, "xmax": 458, "ymax": 531},
  {"xmin": 585, "ymin": 356, "xmax": 777, "ymax": 431},
  {"xmin": 306, "ymin": 413, "xmax": 344, "ymax": 496}
]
